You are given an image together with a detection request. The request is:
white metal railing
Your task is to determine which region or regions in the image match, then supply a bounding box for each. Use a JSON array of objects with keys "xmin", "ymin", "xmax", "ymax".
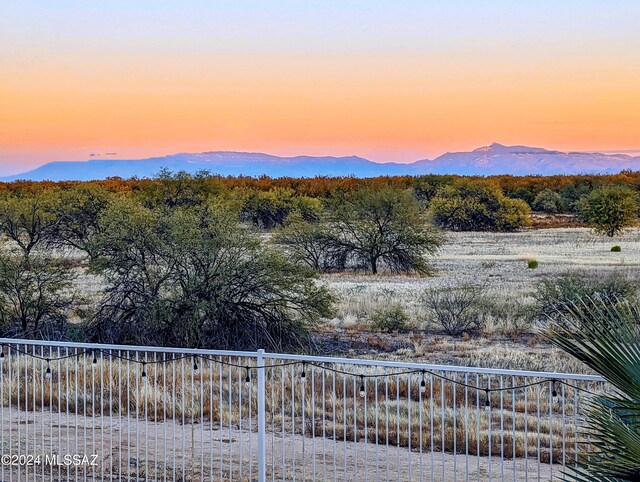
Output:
[{"xmin": 0, "ymin": 338, "xmax": 605, "ymax": 481}]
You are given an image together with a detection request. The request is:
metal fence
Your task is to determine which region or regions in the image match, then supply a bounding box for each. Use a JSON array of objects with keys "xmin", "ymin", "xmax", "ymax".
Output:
[{"xmin": 0, "ymin": 338, "xmax": 605, "ymax": 481}]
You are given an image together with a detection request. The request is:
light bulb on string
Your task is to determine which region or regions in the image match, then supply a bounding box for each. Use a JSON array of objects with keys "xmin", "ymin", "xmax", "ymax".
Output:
[
  {"xmin": 45, "ymin": 360, "xmax": 52, "ymax": 380},
  {"xmin": 0, "ymin": 346, "xmax": 4, "ymax": 364},
  {"xmin": 359, "ymin": 376, "xmax": 366, "ymax": 398},
  {"xmin": 300, "ymin": 362, "xmax": 306, "ymax": 383},
  {"xmin": 193, "ymin": 356, "xmax": 199, "ymax": 376},
  {"xmin": 484, "ymin": 389, "xmax": 491, "ymax": 412},
  {"xmin": 552, "ymin": 381, "xmax": 559, "ymax": 404},
  {"xmin": 420, "ymin": 372, "xmax": 426, "ymax": 394},
  {"xmin": 92, "ymin": 351, "xmax": 98, "ymax": 367},
  {"xmin": 245, "ymin": 367, "xmax": 251, "ymax": 388},
  {"xmin": 141, "ymin": 363, "xmax": 147, "ymax": 381}
]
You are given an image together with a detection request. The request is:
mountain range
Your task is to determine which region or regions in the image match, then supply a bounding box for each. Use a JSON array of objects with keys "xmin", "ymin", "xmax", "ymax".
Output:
[{"xmin": 3, "ymin": 143, "xmax": 640, "ymax": 181}]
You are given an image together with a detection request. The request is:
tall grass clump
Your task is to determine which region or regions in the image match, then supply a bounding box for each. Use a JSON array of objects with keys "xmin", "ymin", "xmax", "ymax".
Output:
[
  {"xmin": 370, "ymin": 303, "xmax": 411, "ymax": 333},
  {"xmin": 421, "ymin": 284, "xmax": 490, "ymax": 336},
  {"xmin": 535, "ymin": 272, "xmax": 637, "ymax": 323}
]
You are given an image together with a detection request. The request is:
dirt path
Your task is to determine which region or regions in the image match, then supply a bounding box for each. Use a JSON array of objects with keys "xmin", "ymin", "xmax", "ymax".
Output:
[{"xmin": 0, "ymin": 408, "xmax": 560, "ymax": 481}]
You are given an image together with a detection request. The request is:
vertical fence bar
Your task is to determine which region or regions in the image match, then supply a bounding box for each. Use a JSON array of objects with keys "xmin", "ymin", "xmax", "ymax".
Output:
[
  {"xmin": 500, "ymin": 376, "xmax": 504, "ymax": 482},
  {"xmin": 465, "ymin": 373, "xmax": 469, "ymax": 482},
  {"xmin": 257, "ymin": 349, "xmax": 267, "ymax": 482},
  {"xmin": 511, "ymin": 376, "xmax": 516, "ymax": 482},
  {"xmin": 549, "ymin": 380, "xmax": 554, "ymax": 481},
  {"xmin": 430, "ymin": 373, "xmax": 434, "ymax": 482},
  {"xmin": 440, "ymin": 372, "xmax": 445, "ymax": 482},
  {"xmin": 536, "ymin": 383, "xmax": 541, "ymax": 481},
  {"xmin": 453, "ymin": 373, "xmax": 458, "ymax": 482},
  {"xmin": 524, "ymin": 383, "xmax": 529, "ymax": 482}
]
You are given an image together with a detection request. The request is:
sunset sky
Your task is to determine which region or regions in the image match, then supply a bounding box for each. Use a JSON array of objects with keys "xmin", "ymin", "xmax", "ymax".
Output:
[{"xmin": 1, "ymin": 1, "xmax": 640, "ymax": 175}]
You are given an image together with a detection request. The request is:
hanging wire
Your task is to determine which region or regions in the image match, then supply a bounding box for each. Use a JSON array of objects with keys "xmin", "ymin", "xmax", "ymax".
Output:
[{"xmin": 0, "ymin": 343, "xmax": 602, "ymax": 396}]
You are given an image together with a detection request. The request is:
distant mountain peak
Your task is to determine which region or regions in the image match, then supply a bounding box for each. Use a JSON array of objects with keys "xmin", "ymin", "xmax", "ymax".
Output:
[{"xmin": 472, "ymin": 142, "xmax": 554, "ymax": 154}]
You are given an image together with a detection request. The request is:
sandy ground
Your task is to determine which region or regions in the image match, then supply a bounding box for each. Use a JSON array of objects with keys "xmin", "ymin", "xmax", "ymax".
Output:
[{"xmin": 1, "ymin": 408, "xmax": 561, "ymax": 481}]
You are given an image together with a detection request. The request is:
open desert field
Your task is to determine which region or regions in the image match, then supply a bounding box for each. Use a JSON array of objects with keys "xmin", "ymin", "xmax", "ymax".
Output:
[{"xmin": 317, "ymin": 227, "xmax": 640, "ymax": 373}]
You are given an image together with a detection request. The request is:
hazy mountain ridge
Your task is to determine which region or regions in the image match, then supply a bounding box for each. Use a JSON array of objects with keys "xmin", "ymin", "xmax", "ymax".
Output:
[
  {"xmin": 3, "ymin": 143, "xmax": 640, "ymax": 181},
  {"xmin": 413, "ymin": 143, "xmax": 640, "ymax": 176}
]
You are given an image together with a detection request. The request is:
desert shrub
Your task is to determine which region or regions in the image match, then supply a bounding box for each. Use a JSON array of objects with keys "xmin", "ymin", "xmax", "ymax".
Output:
[
  {"xmin": 488, "ymin": 298, "xmax": 537, "ymax": 335},
  {"xmin": 0, "ymin": 251, "xmax": 75, "ymax": 339},
  {"xmin": 239, "ymin": 188, "xmax": 322, "ymax": 229},
  {"xmin": 135, "ymin": 169, "xmax": 228, "ymax": 209},
  {"xmin": 0, "ymin": 190, "xmax": 78, "ymax": 338},
  {"xmin": 611, "ymin": 245, "xmax": 622, "ymax": 252},
  {"xmin": 86, "ymin": 199, "xmax": 334, "ymax": 350},
  {"xmin": 531, "ymin": 189, "xmax": 565, "ymax": 214},
  {"xmin": 421, "ymin": 284, "xmax": 490, "ymax": 336},
  {"xmin": 527, "ymin": 259, "xmax": 539, "ymax": 269},
  {"xmin": 293, "ymin": 196, "xmax": 324, "ymax": 223},
  {"xmin": 370, "ymin": 304, "xmax": 411, "ymax": 333},
  {"xmin": 49, "ymin": 184, "xmax": 114, "ymax": 257},
  {"xmin": 535, "ymin": 272, "xmax": 638, "ymax": 323},
  {"xmin": 273, "ymin": 214, "xmax": 346, "ymax": 271},
  {"xmin": 323, "ymin": 188, "xmax": 444, "ymax": 274},
  {"xmin": 412, "ymin": 175, "xmax": 456, "ymax": 204},
  {"xmin": 577, "ymin": 184, "xmax": 639, "ymax": 237},
  {"xmin": 0, "ymin": 190, "xmax": 62, "ymax": 257},
  {"xmin": 507, "ymin": 187, "xmax": 536, "ymax": 207},
  {"xmin": 560, "ymin": 181, "xmax": 595, "ymax": 213},
  {"xmin": 428, "ymin": 180, "xmax": 530, "ymax": 231}
]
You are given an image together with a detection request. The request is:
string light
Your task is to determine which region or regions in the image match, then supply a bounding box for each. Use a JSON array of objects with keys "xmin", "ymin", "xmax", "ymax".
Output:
[
  {"xmin": 44, "ymin": 359, "xmax": 52, "ymax": 380},
  {"xmin": 552, "ymin": 381, "xmax": 559, "ymax": 404},
  {"xmin": 0, "ymin": 344, "xmax": 601, "ymax": 399}
]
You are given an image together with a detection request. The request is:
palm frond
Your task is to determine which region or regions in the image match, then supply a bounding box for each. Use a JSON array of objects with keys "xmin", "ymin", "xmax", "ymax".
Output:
[{"xmin": 541, "ymin": 295, "xmax": 640, "ymax": 481}]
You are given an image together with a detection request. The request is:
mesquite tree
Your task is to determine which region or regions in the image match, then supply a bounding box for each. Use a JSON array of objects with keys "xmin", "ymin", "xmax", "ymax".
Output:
[{"xmin": 87, "ymin": 198, "xmax": 333, "ymax": 350}]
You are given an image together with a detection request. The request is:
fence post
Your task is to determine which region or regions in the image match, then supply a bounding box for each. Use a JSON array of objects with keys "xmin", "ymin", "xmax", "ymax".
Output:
[{"xmin": 257, "ymin": 349, "xmax": 267, "ymax": 481}]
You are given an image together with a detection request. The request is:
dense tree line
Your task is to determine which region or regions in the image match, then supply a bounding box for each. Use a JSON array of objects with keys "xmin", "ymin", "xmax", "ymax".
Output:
[{"xmin": 5, "ymin": 169, "xmax": 640, "ymax": 200}]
